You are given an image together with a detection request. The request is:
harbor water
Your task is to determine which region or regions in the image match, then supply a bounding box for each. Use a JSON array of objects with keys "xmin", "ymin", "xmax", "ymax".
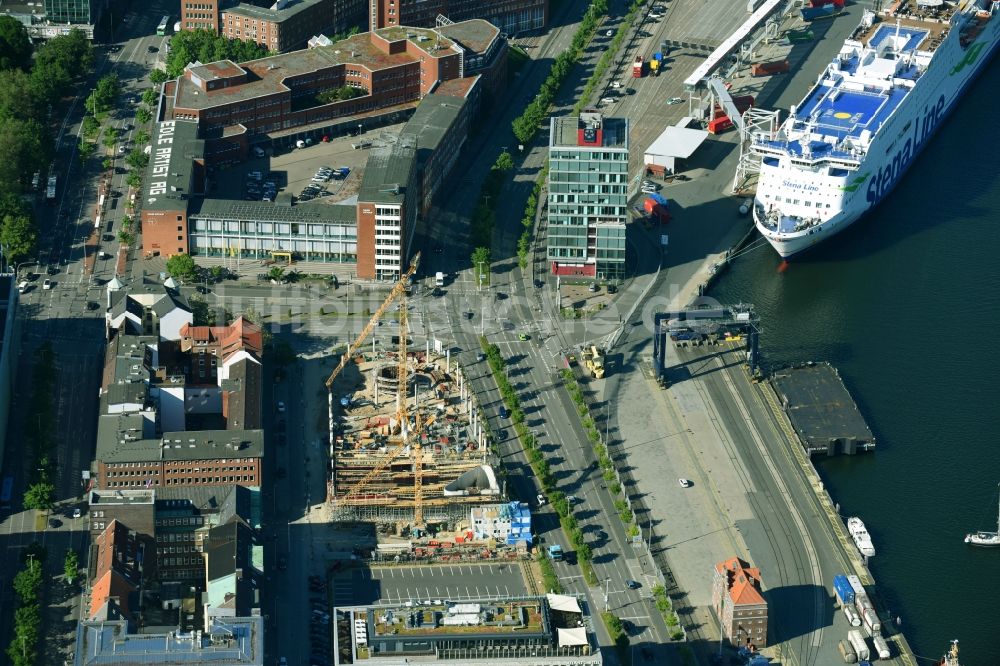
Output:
[{"xmin": 708, "ymin": 63, "xmax": 1000, "ymax": 664}]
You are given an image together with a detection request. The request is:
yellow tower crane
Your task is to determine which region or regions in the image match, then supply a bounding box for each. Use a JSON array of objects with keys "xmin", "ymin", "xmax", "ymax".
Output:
[{"xmin": 324, "ymin": 253, "xmax": 420, "ymax": 389}]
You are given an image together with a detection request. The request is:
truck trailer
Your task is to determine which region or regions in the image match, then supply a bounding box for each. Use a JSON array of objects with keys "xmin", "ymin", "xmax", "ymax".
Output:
[
  {"xmin": 847, "ymin": 630, "xmax": 870, "ymax": 662},
  {"xmin": 751, "ymin": 59, "xmax": 790, "ymax": 76},
  {"xmin": 633, "ymin": 55, "xmax": 644, "ymax": 77}
]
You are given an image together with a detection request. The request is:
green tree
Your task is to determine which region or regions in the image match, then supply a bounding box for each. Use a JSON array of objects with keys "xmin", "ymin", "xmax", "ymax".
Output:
[
  {"xmin": 142, "ymin": 87, "xmax": 158, "ymax": 106},
  {"xmin": 102, "ymin": 126, "xmax": 119, "ymax": 148},
  {"xmin": 81, "ymin": 115, "xmax": 100, "ymax": 139},
  {"xmin": 134, "ymin": 128, "xmax": 150, "ymax": 145},
  {"xmin": 0, "ymin": 70, "xmax": 44, "ymax": 122},
  {"xmin": 0, "ymin": 211, "xmax": 37, "ymax": 262},
  {"xmin": 29, "ymin": 29, "xmax": 93, "ymax": 106},
  {"xmin": 12, "ymin": 565, "xmax": 41, "ymax": 604},
  {"xmin": 135, "ymin": 106, "xmax": 152, "ymax": 124},
  {"xmin": 103, "ymin": 157, "xmax": 113, "ymax": 170},
  {"xmin": 0, "ymin": 117, "xmax": 51, "ymax": 192},
  {"xmin": 94, "ymin": 72, "xmax": 121, "ymax": 112},
  {"xmin": 77, "ymin": 139, "xmax": 95, "ymax": 165},
  {"xmin": 118, "ymin": 230, "xmax": 134, "ymax": 246},
  {"xmin": 0, "ymin": 16, "xmax": 32, "ymax": 71},
  {"xmin": 126, "ymin": 171, "xmax": 142, "ymax": 189},
  {"xmin": 317, "ymin": 85, "xmax": 365, "ymax": 104},
  {"xmin": 126, "ymin": 147, "xmax": 149, "ymax": 170},
  {"xmin": 166, "ymin": 253, "xmax": 197, "ymax": 281},
  {"xmin": 22, "ymin": 481, "xmax": 54, "ymax": 510},
  {"xmin": 494, "ymin": 150, "xmax": 514, "ymax": 172},
  {"xmin": 63, "ymin": 549, "xmax": 79, "ymax": 583},
  {"xmin": 267, "ymin": 266, "xmax": 285, "ymax": 282},
  {"xmin": 471, "ymin": 246, "xmax": 491, "ymax": 281},
  {"xmin": 165, "ymin": 29, "xmax": 269, "ymax": 78},
  {"xmin": 149, "ymin": 69, "xmax": 168, "ymax": 84}
]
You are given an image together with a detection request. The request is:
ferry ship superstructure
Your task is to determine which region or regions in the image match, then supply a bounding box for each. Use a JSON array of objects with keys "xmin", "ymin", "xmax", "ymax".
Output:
[{"xmin": 752, "ymin": 0, "xmax": 1000, "ymax": 258}]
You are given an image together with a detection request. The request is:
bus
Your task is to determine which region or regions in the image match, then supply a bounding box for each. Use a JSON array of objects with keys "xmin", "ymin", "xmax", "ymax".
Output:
[
  {"xmin": 156, "ymin": 16, "xmax": 171, "ymax": 36},
  {"xmin": 1, "ymin": 475, "xmax": 13, "ymax": 510}
]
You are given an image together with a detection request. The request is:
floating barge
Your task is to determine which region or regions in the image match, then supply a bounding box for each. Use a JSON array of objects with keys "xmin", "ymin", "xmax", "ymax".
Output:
[{"xmin": 771, "ymin": 362, "xmax": 874, "ymax": 456}]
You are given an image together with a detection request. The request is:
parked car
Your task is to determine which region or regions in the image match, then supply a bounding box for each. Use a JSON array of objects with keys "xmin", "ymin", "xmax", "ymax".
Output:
[
  {"xmin": 678, "ymin": 478, "xmax": 692, "ymax": 488},
  {"xmin": 626, "ymin": 579, "xmax": 641, "ymax": 589},
  {"xmin": 42, "ymin": 279, "xmax": 53, "ymax": 290},
  {"xmin": 72, "ymin": 507, "xmax": 82, "ymax": 518},
  {"xmin": 276, "ymin": 401, "xmax": 286, "ymax": 413}
]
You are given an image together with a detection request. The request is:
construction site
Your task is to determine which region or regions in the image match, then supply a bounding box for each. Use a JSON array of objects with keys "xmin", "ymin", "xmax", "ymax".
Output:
[{"xmin": 322, "ymin": 255, "xmax": 511, "ymax": 545}]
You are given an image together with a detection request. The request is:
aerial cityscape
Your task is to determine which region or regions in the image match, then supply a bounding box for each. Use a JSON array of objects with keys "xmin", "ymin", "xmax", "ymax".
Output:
[{"xmin": 0, "ymin": 0, "xmax": 996, "ymax": 664}]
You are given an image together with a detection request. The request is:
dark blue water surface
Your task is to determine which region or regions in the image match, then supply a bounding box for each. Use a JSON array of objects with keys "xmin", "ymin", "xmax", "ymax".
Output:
[{"xmin": 709, "ymin": 62, "xmax": 1000, "ymax": 665}]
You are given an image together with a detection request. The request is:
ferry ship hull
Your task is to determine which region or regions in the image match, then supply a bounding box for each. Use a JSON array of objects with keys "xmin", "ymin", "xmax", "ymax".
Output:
[{"xmin": 753, "ymin": 5, "xmax": 1000, "ymax": 258}]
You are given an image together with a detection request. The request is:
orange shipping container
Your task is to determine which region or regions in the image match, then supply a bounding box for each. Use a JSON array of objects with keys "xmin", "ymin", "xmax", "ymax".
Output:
[{"xmin": 751, "ymin": 60, "xmax": 790, "ymax": 77}]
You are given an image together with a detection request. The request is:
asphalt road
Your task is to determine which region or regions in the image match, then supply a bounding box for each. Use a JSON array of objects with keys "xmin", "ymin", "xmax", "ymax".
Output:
[{"xmin": 0, "ymin": 6, "xmax": 182, "ymax": 662}]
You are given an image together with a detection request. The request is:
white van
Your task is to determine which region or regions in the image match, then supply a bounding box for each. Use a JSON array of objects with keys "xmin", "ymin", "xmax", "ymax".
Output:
[
  {"xmin": 17, "ymin": 281, "xmax": 28, "ymax": 293},
  {"xmin": 296, "ymin": 139, "xmax": 306, "ymax": 149},
  {"xmin": 435, "ymin": 271, "xmax": 444, "ymax": 287}
]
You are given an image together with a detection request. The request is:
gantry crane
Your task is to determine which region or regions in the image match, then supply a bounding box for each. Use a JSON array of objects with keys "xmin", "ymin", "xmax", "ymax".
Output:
[{"xmin": 328, "ymin": 253, "xmax": 428, "ymax": 527}]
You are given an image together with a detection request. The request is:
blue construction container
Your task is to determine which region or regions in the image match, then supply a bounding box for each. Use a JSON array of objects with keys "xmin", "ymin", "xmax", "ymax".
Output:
[
  {"xmin": 833, "ymin": 574, "xmax": 855, "ymax": 605},
  {"xmin": 648, "ymin": 192, "xmax": 669, "ymax": 207}
]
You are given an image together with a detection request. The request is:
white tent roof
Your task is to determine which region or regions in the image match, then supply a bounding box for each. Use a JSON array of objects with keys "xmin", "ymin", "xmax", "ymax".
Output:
[
  {"xmin": 106, "ymin": 277, "xmax": 125, "ymax": 291},
  {"xmin": 163, "ymin": 277, "xmax": 179, "ymax": 289},
  {"xmin": 644, "ymin": 126, "xmax": 709, "ymax": 161},
  {"xmin": 546, "ymin": 593, "xmax": 582, "ymax": 614},
  {"xmin": 557, "ymin": 627, "xmax": 588, "ymax": 647}
]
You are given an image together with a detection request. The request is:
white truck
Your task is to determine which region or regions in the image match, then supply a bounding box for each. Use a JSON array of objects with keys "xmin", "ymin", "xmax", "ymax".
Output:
[
  {"xmin": 435, "ymin": 271, "xmax": 444, "ymax": 286},
  {"xmin": 848, "ymin": 630, "xmax": 870, "ymax": 662}
]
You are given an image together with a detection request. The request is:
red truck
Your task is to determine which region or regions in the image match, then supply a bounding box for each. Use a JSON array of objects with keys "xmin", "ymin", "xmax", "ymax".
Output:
[
  {"xmin": 633, "ymin": 55, "xmax": 644, "ymax": 78},
  {"xmin": 708, "ymin": 94, "xmax": 756, "ymax": 134},
  {"xmin": 643, "ymin": 197, "xmax": 671, "ymax": 223},
  {"xmin": 751, "ymin": 60, "xmax": 790, "ymax": 77}
]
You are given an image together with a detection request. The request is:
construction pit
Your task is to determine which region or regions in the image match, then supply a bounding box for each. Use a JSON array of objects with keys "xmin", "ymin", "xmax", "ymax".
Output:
[{"xmin": 326, "ymin": 347, "xmax": 509, "ymax": 538}]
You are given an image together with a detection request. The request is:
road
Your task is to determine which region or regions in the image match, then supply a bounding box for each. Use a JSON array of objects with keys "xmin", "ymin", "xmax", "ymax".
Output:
[{"xmin": 0, "ymin": 6, "xmax": 177, "ymax": 663}]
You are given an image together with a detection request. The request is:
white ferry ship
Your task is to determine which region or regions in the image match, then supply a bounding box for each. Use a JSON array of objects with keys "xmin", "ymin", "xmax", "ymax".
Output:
[{"xmin": 752, "ymin": 0, "xmax": 999, "ymax": 258}]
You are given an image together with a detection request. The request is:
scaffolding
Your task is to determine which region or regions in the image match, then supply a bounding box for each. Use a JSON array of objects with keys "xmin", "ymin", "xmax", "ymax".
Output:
[{"xmin": 327, "ymin": 351, "xmax": 500, "ymax": 526}]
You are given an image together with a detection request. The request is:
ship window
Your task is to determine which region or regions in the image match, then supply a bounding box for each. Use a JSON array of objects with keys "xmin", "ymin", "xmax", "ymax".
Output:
[
  {"xmin": 804, "ymin": 201, "xmax": 812, "ymax": 207},
  {"xmin": 793, "ymin": 199, "xmax": 800, "ymax": 205}
]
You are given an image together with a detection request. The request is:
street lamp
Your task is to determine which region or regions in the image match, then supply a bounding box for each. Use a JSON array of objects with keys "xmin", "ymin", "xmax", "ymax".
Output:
[
  {"xmin": 603, "ymin": 578, "xmax": 611, "ymax": 611},
  {"xmin": 477, "ymin": 260, "xmax": 486, "ymax": 292}
]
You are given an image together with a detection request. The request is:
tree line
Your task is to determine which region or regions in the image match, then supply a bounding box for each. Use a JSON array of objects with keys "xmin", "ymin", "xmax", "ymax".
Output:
[{"xmin": 0, "ymin": 18, "xmax": 93, "ymax": 265}]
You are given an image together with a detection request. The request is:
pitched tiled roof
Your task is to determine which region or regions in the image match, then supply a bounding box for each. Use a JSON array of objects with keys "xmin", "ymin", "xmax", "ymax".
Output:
[{"xmin": 716, "ymin": 556, "xmax": 765, "ymax": 607}]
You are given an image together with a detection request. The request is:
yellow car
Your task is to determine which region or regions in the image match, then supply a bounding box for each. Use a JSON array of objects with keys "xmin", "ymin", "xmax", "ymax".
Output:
[{"xmin": 518, "ymin": 333, "xmax": 530, "ymax": 341}]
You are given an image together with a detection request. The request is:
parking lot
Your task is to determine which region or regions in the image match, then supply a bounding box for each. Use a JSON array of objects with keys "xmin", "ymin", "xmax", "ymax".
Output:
[
  {"xmin": 333, "ymin": 563, "xmax": 531, "ymax": 607},
  {"xmin": 211, "ymin": 123, "xmax": 406, "ymax": 205}
]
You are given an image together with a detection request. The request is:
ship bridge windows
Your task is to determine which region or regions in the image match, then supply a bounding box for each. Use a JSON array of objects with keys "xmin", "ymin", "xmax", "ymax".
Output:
[{"xmin": 763, "ymin": 156, "xmax": 780, "ymax": 167}]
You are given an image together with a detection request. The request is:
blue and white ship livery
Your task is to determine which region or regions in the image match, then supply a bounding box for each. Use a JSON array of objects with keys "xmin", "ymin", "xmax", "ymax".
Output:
[{"xmin": 752, "ymin": 0, "xmax": 999, "ymax": 258}]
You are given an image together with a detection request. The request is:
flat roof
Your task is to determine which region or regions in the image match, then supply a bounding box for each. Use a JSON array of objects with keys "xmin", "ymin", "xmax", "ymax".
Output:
[
  {"xmin": 223, "ymin": 0, "xmax": 329, "ymax": 22},
  {"xmin": 89, "ymin": 489, "xmax": 156, "ymax": 506},
  {"xmin": 401, "ymin": 93, "xmax": 465, "ymax": 156},
  {"xmin": 189, "ymin": 197, "xmax": 357, "ymax": 224},
  {"xmin": 172, "ymin": 27, "xmax": 449, "ymax": 111},
  {"xmin": 144, "ymin": 120, "xmax": 203, "ymax": 212},
  {"xmin": 550, "ymin": 114, "xmax": 629, "ymax": 149},
  {"xmin": 358, "ymin": 143, "xmax": 415, "ymax": 205},
  {"xmin": 97, "ymin": 422, "xmax": 264, "ymax": 464},
  {"xmin": 433, "ymin": 19, "xmax": 499, "ymax": 56},
  {"xmin": 74, "ymin": 616, "xmax": 264, "ymax": 665},
  {"xmin": 644, "ymin": 125, "xmax": 709, "ymax": 160}
]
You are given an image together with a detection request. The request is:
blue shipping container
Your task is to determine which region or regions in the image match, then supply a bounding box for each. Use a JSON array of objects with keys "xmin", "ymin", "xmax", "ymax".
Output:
[
  {"xmin": 833, "ymin": 574, "xmax": 855, "ymax": 605},
  {"xmin": 649, "ymin": 193, "xmax": 669, "ymax": 207}
]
